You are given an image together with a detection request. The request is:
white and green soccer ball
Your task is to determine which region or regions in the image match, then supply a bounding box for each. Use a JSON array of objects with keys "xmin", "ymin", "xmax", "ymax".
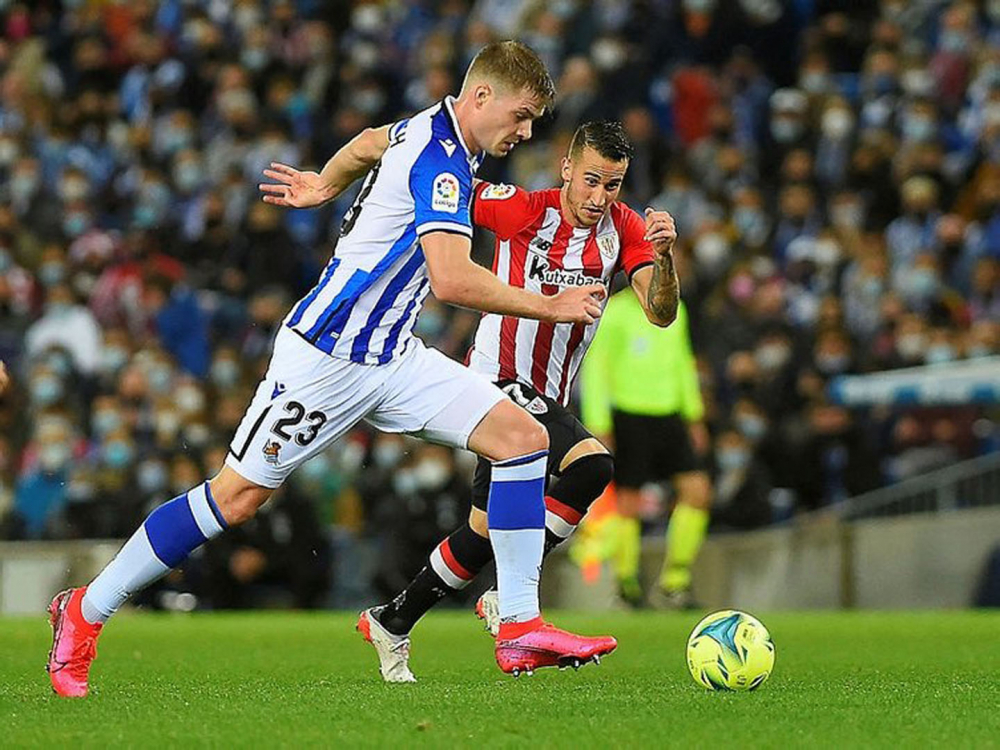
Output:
[{"xmin": 686, "ymin": 609, "xmax": 775, "ymax": 691}]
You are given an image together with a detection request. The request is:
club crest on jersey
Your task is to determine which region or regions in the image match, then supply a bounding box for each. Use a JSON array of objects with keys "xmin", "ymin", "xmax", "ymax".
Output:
[
  {"xmin": 597, "ymin": 232, "xmax": 620, "ymax": 259},
  {"xmin": 528, "ymin": 255, "xmax": 593, "ymax": 287},
  {"xmin": 432, "ymin": 172, "xmax": 460, "ymax": 213},
  {"xmin": 525, "ymin": 396, "xmax": 548, "ymax": 415},
  {"xmin": 480, "ymin": 183, "xmax": 516, "ymax": 201},
  {"xmin": 262, "ymin": 440, "xmax": 282, "ymax": 465}
]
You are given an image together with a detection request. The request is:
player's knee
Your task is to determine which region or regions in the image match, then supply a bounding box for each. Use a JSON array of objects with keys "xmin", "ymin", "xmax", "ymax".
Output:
[
  {"xmin": 679, "ymin": 472, "xmax": 712, "ymax": 511},
  {"xmin": 563, "ymin": 452, "xmax": 615, "ymax": 505},
  {"xmin": 468, "ymin": 508, "xmax": 489, "ymax": 537},
  {"xmin": 511, "ymin": 417, "xmax": 548, "ymax": 456}
]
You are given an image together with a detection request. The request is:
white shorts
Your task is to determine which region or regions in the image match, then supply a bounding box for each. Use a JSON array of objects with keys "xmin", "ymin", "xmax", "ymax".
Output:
[{"xmin": 225, "ymin": 328, "xmax": 505, "ymax": 488}]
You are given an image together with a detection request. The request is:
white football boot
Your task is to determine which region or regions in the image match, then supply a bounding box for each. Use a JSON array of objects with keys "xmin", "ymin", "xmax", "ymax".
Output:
[
  {"xmin": 356, "ymin": 608, "xmax": 417, "ymax": 683},
  {"xmin": 474, "ymin": 589, "xmax": 501, "ymax": 637}
]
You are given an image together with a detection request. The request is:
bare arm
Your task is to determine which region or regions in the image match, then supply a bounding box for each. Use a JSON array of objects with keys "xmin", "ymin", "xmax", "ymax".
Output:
[
  {"xmin": 259, "ymin": 126, "xmax": 390, "ymax": 208},
  {"xmin": 630, "ymin": 208, "xmax": 679, "ymax": 327},
  {"xmin": 421, "ymin": 232, "xmax": 605, "ymax": 324}
]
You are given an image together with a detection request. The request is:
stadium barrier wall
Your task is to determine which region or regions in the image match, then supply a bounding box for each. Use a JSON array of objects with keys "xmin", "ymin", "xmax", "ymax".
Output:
[
  {"xmin": 539, "ymin": 505, "xmax": 1000, "ymax": 611},
  {"xmin": 2, "ymin": 509, "xmax": 999, "ymax": 614}
]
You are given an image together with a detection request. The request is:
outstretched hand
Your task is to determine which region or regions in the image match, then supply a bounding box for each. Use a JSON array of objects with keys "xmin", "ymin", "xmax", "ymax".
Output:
[{"xmin": 258, "ymin": 162, "xmax": 331, "ymax": 209}]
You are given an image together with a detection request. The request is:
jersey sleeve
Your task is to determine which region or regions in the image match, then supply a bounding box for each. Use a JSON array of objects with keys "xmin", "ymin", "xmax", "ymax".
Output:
[
  {"xmin": 472, "ymin": 182, "xmax": 546, "ymax": 240},
  {"xmin": 616, "ymin": 207, "xmax": 656, "ymax": 279},
  {"xmin": 410, "ymin": 147, "xmax": 474, "ymax": 239}
]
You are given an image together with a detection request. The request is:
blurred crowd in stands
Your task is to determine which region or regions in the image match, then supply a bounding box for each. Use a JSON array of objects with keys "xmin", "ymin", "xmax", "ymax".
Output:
[{"xmin": 0, "ymin": 0, "xmax": 998, "ymax": 608}]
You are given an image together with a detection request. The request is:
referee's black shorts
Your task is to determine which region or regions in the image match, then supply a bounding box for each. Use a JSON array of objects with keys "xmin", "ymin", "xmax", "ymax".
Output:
[{"xmin": 611, "ymin": 410, "xmax": 698, "ymax": 489}]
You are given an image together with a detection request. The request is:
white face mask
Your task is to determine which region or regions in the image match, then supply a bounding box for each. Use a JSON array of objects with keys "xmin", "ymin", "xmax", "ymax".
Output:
[{"xmin": 821, "ymin": 109, "xmax": 854, "ymax": 140}]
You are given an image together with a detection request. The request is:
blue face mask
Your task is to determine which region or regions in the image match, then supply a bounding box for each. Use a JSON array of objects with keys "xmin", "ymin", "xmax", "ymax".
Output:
[
  {"xmin": 736, "ymin": 414, "xmax": 767, "ymax": 440},
  {"xmin": 301, "ymin": 456, "xmax": 331, "ymax": 481},
  {"xmin": 137, "ymin": 461, "xmax": 168, "ymax": 493},
  {"xmin": 415, "ymin": 310, "xmax": 447, "ymax": 339},
  {"xmin": 39, "ymin": 262, "xmax": 67, "ymax": 286},
  {"xmin": 62, "ymin": 213, "xmax": 90, "ymax": 238},
  {"xmin": 718, "ymin": 448, "xmax": 750, "ymax": 472},
  {"xmin": 210, "ymin": 359, "xmax": 241, "ymax": 388},
  {"xmin": 103, "ymin": 440, "xmax": 134, "ymax": 469},
  {"xmin": 92, "ymin": 410, "xmax": 123, "ymax": 437},
  {"xmin": 133, "ymin": 204, "xmax": 160, "ymax": 229},
  {"xmin": 31, "ymin": 376, "xmax": 64, "ymax": 406}
]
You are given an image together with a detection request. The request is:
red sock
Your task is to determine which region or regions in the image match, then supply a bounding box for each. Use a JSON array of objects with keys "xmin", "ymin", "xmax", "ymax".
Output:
[{"xmin": 497, "ymin": 616, "xmax": 544, "ymax": 641}]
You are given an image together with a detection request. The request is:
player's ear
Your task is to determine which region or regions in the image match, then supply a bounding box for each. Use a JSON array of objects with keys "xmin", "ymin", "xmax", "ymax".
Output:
[
  {"xmin": 560, "ymin": 156, "xmax": 573, "ymax": 183},
  {"xmin": 474, "ymin": 82, "xmax": 492, "ymax": 108}
]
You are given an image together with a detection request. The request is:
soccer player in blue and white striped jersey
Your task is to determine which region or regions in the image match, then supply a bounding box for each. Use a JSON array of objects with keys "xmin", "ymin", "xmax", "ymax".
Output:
[{"xmin": 47, "ymin": 42, "xmax": 615, "ymax": 697}]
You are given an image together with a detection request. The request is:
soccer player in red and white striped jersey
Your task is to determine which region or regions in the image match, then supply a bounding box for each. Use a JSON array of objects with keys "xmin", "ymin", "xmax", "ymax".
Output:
[{"xmin": 367, "ymin": 121, "xmax": 682, "ymax": 672}]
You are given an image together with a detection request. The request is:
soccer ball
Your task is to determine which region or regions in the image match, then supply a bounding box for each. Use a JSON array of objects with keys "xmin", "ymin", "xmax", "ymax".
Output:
[{"xmin": 686, "ymin": 609, "xmax": 775, "ymax": 691}]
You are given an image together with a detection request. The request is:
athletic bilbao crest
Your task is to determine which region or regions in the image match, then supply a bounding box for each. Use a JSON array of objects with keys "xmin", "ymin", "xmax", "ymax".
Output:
[
  {"xmin": 262, "ymin": 440, "xmax": 282, "ymax": 465},
  {"xmin": 597, "ymin": 232, "xmax": 620, "ymax": 259}
]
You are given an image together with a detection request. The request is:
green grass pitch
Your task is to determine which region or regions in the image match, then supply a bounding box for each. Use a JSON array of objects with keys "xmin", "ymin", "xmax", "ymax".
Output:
[{"xmin": 2, "ymin": 610, "xmax": 999, "ymax": 748}]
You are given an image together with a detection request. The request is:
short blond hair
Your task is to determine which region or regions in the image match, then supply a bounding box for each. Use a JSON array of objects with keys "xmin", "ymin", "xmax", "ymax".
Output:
[{"xmin": 462, "ymin": 40, "xmax": 555, "ymax": 110}]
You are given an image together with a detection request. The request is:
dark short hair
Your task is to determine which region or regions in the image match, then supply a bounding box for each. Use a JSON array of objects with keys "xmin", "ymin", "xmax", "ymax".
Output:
[
  {"xmin": 568, "ymin": 120, "xmax": 635, "ymax": 163},
  {"xmin": 464, "ymin": 40, "xmax": 556, "ymax": 109}
]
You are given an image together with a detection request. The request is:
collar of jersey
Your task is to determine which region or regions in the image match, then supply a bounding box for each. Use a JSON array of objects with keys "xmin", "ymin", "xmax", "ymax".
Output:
[{"xmin": 442, "ymin": 96, "xmax": 481, "ymax": 168}]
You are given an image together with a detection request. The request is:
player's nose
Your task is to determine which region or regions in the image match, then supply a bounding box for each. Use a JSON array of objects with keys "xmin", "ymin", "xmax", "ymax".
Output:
[{"xmin": 517, "ymin": 120, "xmax": 532, "ymax": 141}]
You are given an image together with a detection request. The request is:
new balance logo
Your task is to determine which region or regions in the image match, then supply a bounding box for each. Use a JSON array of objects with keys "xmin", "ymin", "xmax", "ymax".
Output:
[
  {"xmin": 530, "ymin": 237, "xmax": 553, "ymax": 253},
  {"xmin": 527, "ymin": 256, "xmax": 593, "ymax": 287},
  {"xmin": 439, "ymin": 139, "xmax": 457, "ymax": 157}
]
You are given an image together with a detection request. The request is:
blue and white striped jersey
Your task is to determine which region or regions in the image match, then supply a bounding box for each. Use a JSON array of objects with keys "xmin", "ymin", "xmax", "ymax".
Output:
[{"xmin": 285, "ymin": 97, "xmax": 482, "ymax": 364}]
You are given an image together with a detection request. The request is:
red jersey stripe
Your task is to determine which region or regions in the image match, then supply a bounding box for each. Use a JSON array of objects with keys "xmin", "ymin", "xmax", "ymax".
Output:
[
  {"xmin": 530, "ymin": 221, "xmax": 575, "ymax": 392},
  {"xmin": 501, "ymin": 210, "xmax": 550, "ymax": 381},
  {"xmin": 556, "ymin": 322, "xmax": 586, "ymax": 404}
]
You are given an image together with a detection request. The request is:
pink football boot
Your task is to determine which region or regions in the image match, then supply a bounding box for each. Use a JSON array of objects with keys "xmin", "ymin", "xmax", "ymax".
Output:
[
  {"xmin": 495, "ymin": 617, "xmax": 617, "ymax": 677},
  {"xmin": 47, "ymin": 587, "xmax": 103, "ymax": 698}
]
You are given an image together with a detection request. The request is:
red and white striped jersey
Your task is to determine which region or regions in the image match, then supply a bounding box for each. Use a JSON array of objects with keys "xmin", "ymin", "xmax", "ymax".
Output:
[{"xmin": 467, "ymin": 182, "xmax": 655, "ymax": 405}]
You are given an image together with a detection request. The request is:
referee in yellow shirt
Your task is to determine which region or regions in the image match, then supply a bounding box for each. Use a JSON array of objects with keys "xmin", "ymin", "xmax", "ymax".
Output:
[{"xmin": 581, "ymin": 292, "xmax": 711, "ymax": 608}]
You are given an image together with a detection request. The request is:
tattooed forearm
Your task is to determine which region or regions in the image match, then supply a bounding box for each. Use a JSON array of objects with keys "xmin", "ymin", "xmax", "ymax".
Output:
[{"xmin": 647, "ymin": 251, "xmax": 679, "ymax": 326}]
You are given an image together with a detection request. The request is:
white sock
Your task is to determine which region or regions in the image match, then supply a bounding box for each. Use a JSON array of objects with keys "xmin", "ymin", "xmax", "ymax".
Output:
[
  {"xmin": 487, "ymin": 450, "xmax": 547, "ymax": 623},
  {"xmin": 82, "ymin": 482, "xmax": 225, "ymax": 624}
]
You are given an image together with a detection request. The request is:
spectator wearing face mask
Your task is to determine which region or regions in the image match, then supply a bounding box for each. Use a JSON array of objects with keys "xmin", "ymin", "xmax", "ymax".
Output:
[
  {"xmin": 13, "ymin": 418, "xmax": 76, "ymax": 538},
  {"xmin": 24, "ymin": 283, "xmax": 102, "ymax": 376},
  {"xmin": 142, "ymin": 272, "xmax": 210, "ymax": 378},
  {"xmin": 710, "ymin": 427, "xmax": 772, "ymax": 530},
  {"xmin": 760, "ymin": 88, "xmax": 812, "ymax": 185},
  {"xmin": 371, "ymin": 444, "xmax": 470, "ymax": 602}
]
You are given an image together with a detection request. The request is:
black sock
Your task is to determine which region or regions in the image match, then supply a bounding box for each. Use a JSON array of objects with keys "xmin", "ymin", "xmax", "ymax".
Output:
[
  {"xmin": 375, "ymin": 566, "xmax": 450, "ymax": 636},
  {"xmin": 544, "ymin": 528, "xmax": 564, "ymax": 557},
  {"xmin": 376, "ymin": 524, "xmax": 493, "ymax": 635}
]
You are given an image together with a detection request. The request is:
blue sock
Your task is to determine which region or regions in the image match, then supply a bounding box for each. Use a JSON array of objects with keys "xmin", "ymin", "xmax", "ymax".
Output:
[
  {"xmin": 82, "ymin": 482, "xmax": 227, "ymax": 623},
  {"xmin": 487, "ymin": 450, "xmax": 547, "ymax": 623}
]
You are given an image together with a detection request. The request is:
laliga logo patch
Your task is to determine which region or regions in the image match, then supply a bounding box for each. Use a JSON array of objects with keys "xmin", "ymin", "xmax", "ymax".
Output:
[
  {"xmin": 597, "ymin": 232, "xmax": 620, "ymax": 259},
  {"xmin": 432, "ymin": 172, "xmax": 460, "ymax": 213},
  {"xmin": 262, "ymin": 440, "xmax": 282, "ymax": 465},
  {"xmin": 480, "ymin": 183, "xmax": 516, "ymax": 201}
]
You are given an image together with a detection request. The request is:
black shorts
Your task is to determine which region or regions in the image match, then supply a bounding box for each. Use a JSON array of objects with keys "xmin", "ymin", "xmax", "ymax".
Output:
[
  {"xmin": 612, "ymin": 410, "xmax": 697, "ymax": 489},
  {"xmin": 471, "ymin": 380, "xmax": 594, "ymax": 512}
]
